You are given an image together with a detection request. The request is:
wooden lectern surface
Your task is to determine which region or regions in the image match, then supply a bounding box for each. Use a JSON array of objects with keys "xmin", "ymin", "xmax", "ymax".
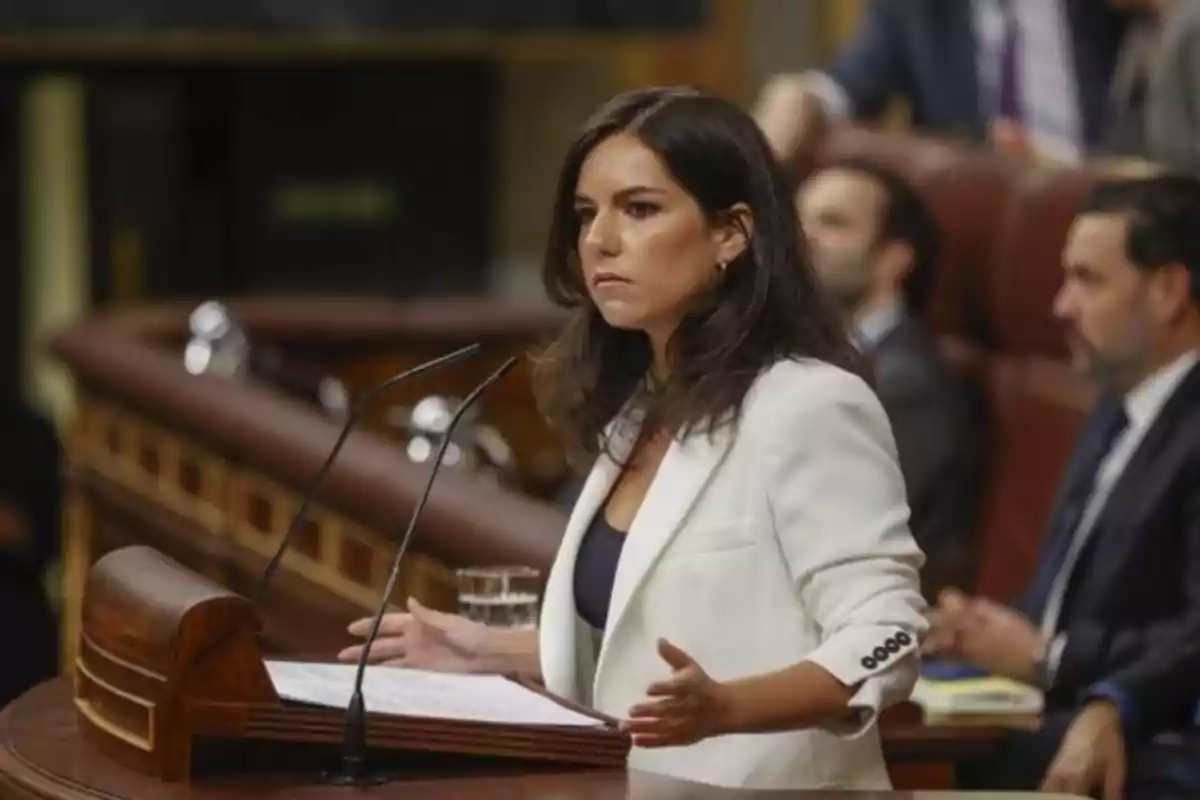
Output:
[{"xmin": 1, "ymin": 682, "xmax": 1078, "ymax": 800}]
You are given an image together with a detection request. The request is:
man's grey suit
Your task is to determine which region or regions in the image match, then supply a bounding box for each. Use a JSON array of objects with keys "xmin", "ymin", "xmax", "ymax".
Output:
[{"xmin": 1144, "ymin": 0, "xmax": 1200, "ymax": 174}]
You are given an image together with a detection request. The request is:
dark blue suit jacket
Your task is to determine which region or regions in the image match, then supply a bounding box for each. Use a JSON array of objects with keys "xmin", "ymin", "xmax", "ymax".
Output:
[
  {"xmin": 826, "ymin": 0, "xmax": 1127, "ymax": 146},
  {"xmin": 958, "ymin": 361, "xmax": 1200, "ymax": 794}
]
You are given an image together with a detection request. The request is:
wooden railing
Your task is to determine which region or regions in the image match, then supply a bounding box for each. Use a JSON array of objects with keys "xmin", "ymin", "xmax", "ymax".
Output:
[{"xmin": 51, "ymin": 296, "xmax": 570, "ymax": 664}]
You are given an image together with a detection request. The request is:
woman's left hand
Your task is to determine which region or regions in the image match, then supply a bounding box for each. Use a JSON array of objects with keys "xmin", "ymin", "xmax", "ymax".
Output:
[{"xmin": 622, "ymin": 638, "xmax": 735, "ymax": 747}]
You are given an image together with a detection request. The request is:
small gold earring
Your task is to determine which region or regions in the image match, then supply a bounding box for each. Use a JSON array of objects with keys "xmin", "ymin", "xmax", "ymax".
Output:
[{"xmin": 716, "ymin": 259, "xmax": 727, "ymax": 273}]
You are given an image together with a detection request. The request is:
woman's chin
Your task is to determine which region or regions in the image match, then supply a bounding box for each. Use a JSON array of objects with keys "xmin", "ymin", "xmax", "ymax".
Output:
[{"xmin": 594, "ymin": 304, "xmax": 647, "ymax": 332}]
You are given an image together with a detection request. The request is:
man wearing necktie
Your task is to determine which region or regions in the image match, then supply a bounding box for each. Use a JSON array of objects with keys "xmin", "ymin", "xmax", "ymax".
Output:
[{"xmin": 925, "ymin": 175, "xmax": 1200, "ymax": 798}]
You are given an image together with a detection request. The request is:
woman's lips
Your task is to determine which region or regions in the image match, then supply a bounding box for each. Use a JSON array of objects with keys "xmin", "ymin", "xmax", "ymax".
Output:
[{"xmin": 592, "ymin": 273, "xmax": 632, "ymax": 288}]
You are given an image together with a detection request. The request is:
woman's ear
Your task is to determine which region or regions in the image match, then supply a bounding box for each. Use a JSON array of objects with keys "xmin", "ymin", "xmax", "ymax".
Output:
[{"xmin": 713, "ymin": 202, "xmax": 755, "ymax": 266}]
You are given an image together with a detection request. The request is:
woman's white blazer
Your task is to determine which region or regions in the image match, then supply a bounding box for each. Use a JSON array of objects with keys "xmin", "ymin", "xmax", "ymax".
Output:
[{"xmin": 538, "ymin": 358, "xmax": 929, "ymax": 790}]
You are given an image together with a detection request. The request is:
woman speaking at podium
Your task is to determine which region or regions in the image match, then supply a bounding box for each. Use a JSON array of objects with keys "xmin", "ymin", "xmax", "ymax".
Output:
[{"xmin": 340, "ymin": 86, "xmax": 928, "ymax": 790}]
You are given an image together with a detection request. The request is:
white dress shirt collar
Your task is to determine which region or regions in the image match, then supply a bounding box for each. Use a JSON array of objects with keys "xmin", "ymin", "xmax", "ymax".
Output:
[
  {"xmin": 853, "ymin": 302, "xmax": 904, "ymax": 352},
  {"xmin": 1123, "ymin": 349, "xmax": 1200, "ymax": 430}
]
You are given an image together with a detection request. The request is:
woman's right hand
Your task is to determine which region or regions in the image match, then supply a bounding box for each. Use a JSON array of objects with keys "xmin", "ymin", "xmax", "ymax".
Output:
[{"xmin": 337, "ymin": 596, "xmax": 490, "ymax": 672}]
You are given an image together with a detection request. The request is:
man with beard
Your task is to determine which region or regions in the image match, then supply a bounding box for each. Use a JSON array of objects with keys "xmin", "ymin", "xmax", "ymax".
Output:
[
  {"xmin": 926, "ymin": 175, "xmax": 1200, "ymax": 798},
  {"xmin": 797, "ymin": 158, "xmax": 982, "ymax": 600}
]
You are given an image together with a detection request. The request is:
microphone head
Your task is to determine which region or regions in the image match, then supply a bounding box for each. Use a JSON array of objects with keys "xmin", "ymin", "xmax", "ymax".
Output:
[
  {"xmin": 184, "ymin": 300, "xmax": 251, "ymax": 378},
  {"xmin": 188, "ymin": 300, "xmax": 236, "ymax": 339},
  {"xmin": 409, "ymin": 395, "xmax": 460, "ymax": 434},
  {"xmin": 395, "ymin": 377, "xmax": 515, "ymax": 477},
  {"xmin": 318, "ymin": 377, "xmax": 351, "ymax": 419}
]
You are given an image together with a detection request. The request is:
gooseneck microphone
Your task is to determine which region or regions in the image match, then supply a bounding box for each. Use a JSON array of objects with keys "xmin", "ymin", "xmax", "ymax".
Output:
[
  {"xmin": 327, "ymin": 356, "xmax": 519, "ymax": 786},
  {"xmin": 253, "ymin": 342, "xmax": 482, "ymax": 606}
]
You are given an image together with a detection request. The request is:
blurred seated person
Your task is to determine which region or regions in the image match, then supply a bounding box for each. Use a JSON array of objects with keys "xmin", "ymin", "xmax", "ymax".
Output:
[
  {"xmin": 753, "ymin": 0, "xmax": 1128, "ymax": 169},
  {"xmin": 0, "ymin": 392, "xmax": 61, "ymax": 708},
  {"xmin": 924, "ymin": 175, "xmax": 1200, "ymax": 798},
  {"xmin": 798, "ymin": 157, "xmax": 982, "ymax": 600},
  {"xmin": 1102, "ymin": 0, "xmax": 1200, "ymax": 175}
]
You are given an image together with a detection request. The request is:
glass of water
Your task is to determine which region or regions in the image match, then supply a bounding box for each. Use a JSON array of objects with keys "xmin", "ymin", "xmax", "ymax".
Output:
[{"xmin": 456, "ymin": 566, "xmax": 541, "ymax": 629}]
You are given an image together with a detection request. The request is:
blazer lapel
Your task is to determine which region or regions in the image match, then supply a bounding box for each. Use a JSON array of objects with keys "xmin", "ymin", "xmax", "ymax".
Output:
[{"xmin": 593, "ymin": 426, "xmax": 734, "ymax": 690}]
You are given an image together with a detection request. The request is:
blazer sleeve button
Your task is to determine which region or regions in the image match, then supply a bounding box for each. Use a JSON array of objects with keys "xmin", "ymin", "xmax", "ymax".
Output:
[
  {"xmin": 895, "ymin": 631, "xmax": 912, "ymax": 646},
  {"xmin": 886, "ymin": 638, "xmax": 902, "ymax": 653},
  {"xmin": 873, "ymin": 645, "xmax": 890, "ymax": 661},
  {"xmin": 861, "ymin": 655, "xmax": 877, "ymax": 670}
]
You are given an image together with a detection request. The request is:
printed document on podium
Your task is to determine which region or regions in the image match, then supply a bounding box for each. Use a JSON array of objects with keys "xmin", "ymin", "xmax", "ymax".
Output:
[{"xmin": 265, "ymin": 660, "xmax": 602, "ymax": 728}]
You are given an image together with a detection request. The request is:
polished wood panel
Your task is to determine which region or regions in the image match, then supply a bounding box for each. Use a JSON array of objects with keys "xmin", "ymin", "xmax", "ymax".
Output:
[
  {"xmin": 1, "ymin": 682, "xmax": 1073, "ymax": 800},
  {"xmin": 51, "ymin": 298, "xmax": 569, "ymax": 668},
  {"xmin": 72, "ymin": 545, "xmax": 627, "ymax": 782}
]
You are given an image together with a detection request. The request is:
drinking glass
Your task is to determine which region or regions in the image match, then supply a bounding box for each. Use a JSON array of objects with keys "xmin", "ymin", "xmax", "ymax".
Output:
[{"xmin": 456, "ymin": 566, "xmax": 541, "ymax": 629}]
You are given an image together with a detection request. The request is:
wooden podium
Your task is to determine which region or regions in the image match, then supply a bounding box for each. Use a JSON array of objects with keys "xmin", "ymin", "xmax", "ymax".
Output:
[
  {"xmin": 71, "ymin": 545, "xmax": 628, "ymax": 785},
  {"xmin": 0, "ymin": 535, "xmax": 1032, "ymax": 799},
  {"xmin": 1, "ymin": 684, "xmax": 1064, "ymax": 799}
]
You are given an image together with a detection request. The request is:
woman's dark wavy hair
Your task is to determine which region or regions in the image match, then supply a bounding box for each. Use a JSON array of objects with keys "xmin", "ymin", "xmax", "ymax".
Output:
[{"xmin": 532, "ymin": 86, "xmax": 863, "ymax": 464}]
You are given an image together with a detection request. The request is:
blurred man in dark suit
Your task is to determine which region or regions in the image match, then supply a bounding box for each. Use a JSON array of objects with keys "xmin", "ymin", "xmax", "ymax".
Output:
[
  {"xmin": 797, "ymin": 157, "xmax": 982, "ymax": 600},
  {"xmin": 754, "ymin": 0, "xmax": 1128, "ymax": 169},
  {"xmin": 926, "ymin": 175, "xmax": 1200, "ymax": 799},
  {"xmin": 0, "ymin": 393, "xmax": 61, "ymax": 708}
]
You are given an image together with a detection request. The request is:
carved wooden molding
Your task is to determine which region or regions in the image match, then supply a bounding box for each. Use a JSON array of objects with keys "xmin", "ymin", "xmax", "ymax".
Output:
[
  {"xmin": 69, "ymin": 392, "xmax": 457, "ymax": 610},
  {"xmin": 51, "ymin": 298, "xmax": 571, "ymax": 661}
]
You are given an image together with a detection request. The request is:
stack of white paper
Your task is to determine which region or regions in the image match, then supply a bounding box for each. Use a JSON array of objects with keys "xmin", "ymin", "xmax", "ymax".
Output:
[{"xmin": 264, "ymin": 661, "xmax": 603, "ymax": 728}]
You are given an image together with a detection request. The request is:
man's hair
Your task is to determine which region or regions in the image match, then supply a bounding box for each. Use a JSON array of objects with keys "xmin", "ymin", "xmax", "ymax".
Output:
[
  {"xmin": 1080, "ymin": 174, "xmax": 1200, "ymax": 305},
  {"xmin": 819, "ymin": 156, "xmax": 942, "ymax": 314}
]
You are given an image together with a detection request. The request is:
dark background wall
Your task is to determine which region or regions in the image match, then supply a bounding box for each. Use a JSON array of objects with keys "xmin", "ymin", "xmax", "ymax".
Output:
[{"xmin": 0, "ymin": 2, "xmax": 705, "ymax": 32}]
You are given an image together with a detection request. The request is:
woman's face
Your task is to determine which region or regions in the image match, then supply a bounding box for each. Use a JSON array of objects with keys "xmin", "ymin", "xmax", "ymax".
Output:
[{"xmin": 573, "ymin": 133, "xmax": 741, "ymax": 345}]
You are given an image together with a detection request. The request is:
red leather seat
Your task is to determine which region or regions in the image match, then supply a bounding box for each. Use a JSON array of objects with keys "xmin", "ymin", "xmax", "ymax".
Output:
[{"xmin": 813, "ymin": 130, "xmax": 1102, "ymax": 601}]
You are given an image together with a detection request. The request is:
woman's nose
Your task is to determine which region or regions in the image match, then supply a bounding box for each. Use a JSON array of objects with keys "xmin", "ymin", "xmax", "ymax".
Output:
[{"xmin": 582, "ymin": 209, "xmax": 619, "ymax": 255}]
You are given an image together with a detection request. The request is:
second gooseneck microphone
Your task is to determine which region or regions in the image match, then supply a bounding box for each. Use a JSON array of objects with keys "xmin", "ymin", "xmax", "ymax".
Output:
[{"xmin": 327, "ymin": 356, "xmax": 519, "ymax": 786}]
